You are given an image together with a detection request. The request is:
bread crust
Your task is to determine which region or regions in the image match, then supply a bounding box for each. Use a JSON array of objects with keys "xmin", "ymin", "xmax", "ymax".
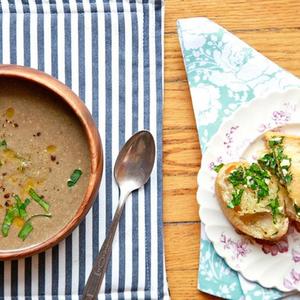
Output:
[{"xmin": 215, "ymin": 162, "xmax": 289, "ymax": 241}]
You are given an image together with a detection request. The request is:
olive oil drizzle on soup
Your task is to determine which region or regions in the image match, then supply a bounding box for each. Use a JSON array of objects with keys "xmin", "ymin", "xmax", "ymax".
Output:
[{"xmin": 0, "ymin": 79, "xmax": 90, "ymax": 250}]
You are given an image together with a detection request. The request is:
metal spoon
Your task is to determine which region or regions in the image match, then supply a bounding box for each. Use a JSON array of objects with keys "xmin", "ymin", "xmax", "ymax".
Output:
[{"xmin": 82, "ymin": 130, "xmax": 155, "ymax": 299}]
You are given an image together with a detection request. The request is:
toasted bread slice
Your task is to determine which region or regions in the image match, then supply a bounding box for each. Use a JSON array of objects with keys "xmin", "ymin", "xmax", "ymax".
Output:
[
  {"xmin": 264, "ymin": 132, "xmax": 300, "ymax": 221},
  {"xmin": 215, "ymin": 162, "xmax": 289, "ymax": 241}
]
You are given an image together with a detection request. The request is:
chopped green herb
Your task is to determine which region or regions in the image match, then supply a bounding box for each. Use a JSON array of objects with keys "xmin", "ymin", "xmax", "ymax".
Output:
[
  {"xmin": 244, "ymin": 163, "xmax": 270, "ymax": 200},
  {"xmin": 18, "ymin": 222, "xmax": 33, "ymax": 241},
  {"xmin": 213, "ymin": 163, "xmax": 224, "ymax": 173},
  {"xmin": 67, "ymin": 169, "xmax": 82, "ymax": 187},
  {"xmin": 228, "ymin": 166, "xmax": 245, "ymax": 187},
  {"xmin": 18, "ymin": 213, "xmax": 52, "ymax": 241},
  {"xmin": 258, "ymin": 153, "xmax": 277, "ymax": 171},
  {"xmin": 268, "ymin": 197, "xmax": 282, "ymax": 223},
  {"xmin": 294, "ymin": 204, "xmax": 300, "ymax": 217},
  {"xmin": 257, "ymin": 185, "xmax": 269, "ymax": 199},
  {"xmin": 0, "ymin": 140, "xmax": 7, "ymax": 150},
  {"xmin": 227, "ymin": 189, "xmax": 244, "ymax": 209},
  {"xmin": 1, "ymin": 195, "xmax": 31, "ymax": 237},
  {"xmin": 227, "ymin": 163, "xmax": 272, "ymax": 209},
  {"xmin": 14, "ymin": 195, "xmax": 30, "ymax": 219},
  {"xmin": 284, "ymin": 173, "xmax": 293, "ymax": 184},
  {"xmin": 14, "ymin": 194, "xmax": 23, "ymax": 217},
  {"xmin": 247, "ymin": 163, "xmax": 270, "ymax": 179},
  {"xmin": 268, "ymin": 136, "xmax": 284, "ymax": 148},
  {"xmin": 2, "ymin": 206, "xmax": 18, "ymax": 237},
  {"xmin": 14, "ymin": 194, "xmax": 22, "ymax": 206},
  {"xmin": 259, "ymin": 136, "xmax": 293, "ymax": 186},
  {"xmin": 23, "ymin": 198, "xmax": 30, "ymax": 206},
  {"xmin": 29, "ymin": 188, "xmax": 49, "ymax": 212}
]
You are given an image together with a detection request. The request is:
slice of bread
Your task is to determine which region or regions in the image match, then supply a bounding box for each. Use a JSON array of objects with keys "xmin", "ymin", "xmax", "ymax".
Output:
[
  {"xmin": 215, "ymin": 162, "xmax": 289, "ymax": 241},
  {"xmin": 263, "ymin": 132, "xmax": 300, "ymax": 222}
]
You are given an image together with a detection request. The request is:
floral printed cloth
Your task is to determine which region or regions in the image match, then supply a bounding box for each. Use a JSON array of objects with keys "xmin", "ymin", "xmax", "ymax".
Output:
[{"xmin": 177, "ymin": 17, "xmax": 300, "ymax": 299}]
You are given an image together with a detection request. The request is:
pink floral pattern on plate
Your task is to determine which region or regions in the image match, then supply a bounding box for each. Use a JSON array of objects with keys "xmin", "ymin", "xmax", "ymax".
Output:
[
  {"xmin": 284, "ymin": 269, "xmax": 300, "ymax": 290},
  {"xmin": 292, "ymin": 249, "xmax": 300, "ymax": 263},
  {"xmin": 258, "ymin": 102, "xmax": 296, "ymax": 133},
  {"xmin": 272, "ymin": 102, "xmax": 296, "ymax": 124},
  {"xmin": 220, "ymin": 233, "xmax": 250, "ymax": 260},
  {"xmin": 224, "ymin": 126, "xmax": 239, "ymax": 157}
]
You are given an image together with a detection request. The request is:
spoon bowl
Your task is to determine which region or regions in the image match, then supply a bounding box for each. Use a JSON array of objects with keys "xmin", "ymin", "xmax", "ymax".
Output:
[{"xmin": 114, "ymin": 130, "xmax": 155, "ymax": 192}]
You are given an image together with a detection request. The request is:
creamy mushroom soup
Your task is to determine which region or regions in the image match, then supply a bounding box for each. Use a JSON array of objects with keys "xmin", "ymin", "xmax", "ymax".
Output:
[{"xmin": 0, "ymin": 78, "xmax": 90, "ymax": 250}]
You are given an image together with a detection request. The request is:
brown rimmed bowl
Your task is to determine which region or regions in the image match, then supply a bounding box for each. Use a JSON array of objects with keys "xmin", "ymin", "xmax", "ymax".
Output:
[{"xmin": 0, "ymin": 65, "xmax": 103, "ymax": 260}]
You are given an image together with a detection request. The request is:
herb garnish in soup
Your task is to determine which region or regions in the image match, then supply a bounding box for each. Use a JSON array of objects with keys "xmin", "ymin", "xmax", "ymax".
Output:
[{"xmin": 0, "ymin": 79, "xmax": 90, "ymax": 250}]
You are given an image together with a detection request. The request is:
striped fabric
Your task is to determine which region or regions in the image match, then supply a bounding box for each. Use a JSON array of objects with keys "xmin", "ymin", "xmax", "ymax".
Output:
[{"xmin": 0, "ymin": 0, "xmax": 168, "ymax": 299}]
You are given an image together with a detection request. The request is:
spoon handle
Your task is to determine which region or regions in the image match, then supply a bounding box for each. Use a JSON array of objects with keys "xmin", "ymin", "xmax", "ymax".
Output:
[{"xmin": 82, "ymin": 196, "xmax": 127, "ymax": 300}]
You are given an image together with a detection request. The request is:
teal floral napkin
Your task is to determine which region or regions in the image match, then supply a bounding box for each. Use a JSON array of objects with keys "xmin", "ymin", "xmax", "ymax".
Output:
[{"xmin": 177, "ymin": 17, "xmax": 300, "ymax": 299}]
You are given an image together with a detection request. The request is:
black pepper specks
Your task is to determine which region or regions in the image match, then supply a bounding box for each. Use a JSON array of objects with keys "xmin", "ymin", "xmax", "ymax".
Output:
[
  {"xmin": 4, "ymin": 200, "xmax": 11, "ymax": 207},
  {"xmin": 33, "ymin": 132, "xmax": 41, "ymax": 137}
]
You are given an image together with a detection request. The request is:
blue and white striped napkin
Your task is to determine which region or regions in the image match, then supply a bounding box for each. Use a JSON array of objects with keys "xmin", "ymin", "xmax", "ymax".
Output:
[{"xmin": 0, "ymin": 1, "xmax": 169, "ymax": 299}]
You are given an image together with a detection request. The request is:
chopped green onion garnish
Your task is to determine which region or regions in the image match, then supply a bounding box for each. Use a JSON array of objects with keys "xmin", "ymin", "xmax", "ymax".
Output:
[
  {"xmin": 29, "ymin": 188, "xmax": 49, "ymax": 212},
  {"xmin": 15, "ymin": 195, "xmax": 22, "ymax": 214},
  {"xmin": 1, "ymin": 194, "xmax": 31, "ymax": 237},
  {"xmin": 23, "ymin": 198, "xmax": 31, "ymax": 207},
  {"xmin": 0, "ymin": 140, "xmax": 7, "ymax": 150},
  {"xmin": 18, "ymin": 214, "xmax": 52, "ymax": 241},
  {"xmin": 67, "ymin": 169, "xmax": 82, "ymax": 187},
  {"xmin": 14, "ymin": 194, "xmax": 23, "ymax": 217},
  {"xmin": 18, "ymin": 222, "xmax": 33, "ymax": 241},
  {"xmin": 2, "ymin": 207, "xmax": 18, "ymax": 237},
  {"xmin": 14, "ymin": 195, "xmax": 30, "ymax": 219}
]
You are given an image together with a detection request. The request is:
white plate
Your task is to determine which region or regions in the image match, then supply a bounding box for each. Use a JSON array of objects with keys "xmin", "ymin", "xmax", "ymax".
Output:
[{"xmin": 198, "ymin": 88, "xmax": 300, "ymax": 291}]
